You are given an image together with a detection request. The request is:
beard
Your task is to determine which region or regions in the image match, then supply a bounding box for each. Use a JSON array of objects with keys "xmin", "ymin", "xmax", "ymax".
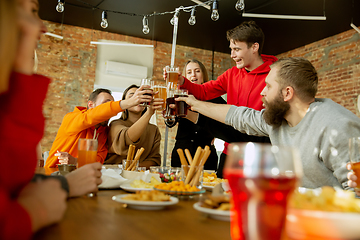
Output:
[{"xmin": 262, "ymin": 93, "xmax": 290, "ymax": 128}]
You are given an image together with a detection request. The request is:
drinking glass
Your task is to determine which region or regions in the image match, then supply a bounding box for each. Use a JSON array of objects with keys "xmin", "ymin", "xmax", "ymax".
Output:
[
  {"xmin": 77, "ymin": 138, "xmax": 98, "ymax": 168},
  {"xmin": 151, "ymin": 80, "xmax": 167, "ymax": 111},
  {"xmin": 165, "ymin": 66, "xmax": 179, "ymax": 90},
  {"xmin": 223, "ymin": 142, "xmax": 302, "ymax": 240},
  {"xmin": 349, "ymin": 137, "xmax": 360, "ymax": 189},
  {"xmin": 140, "ymin": 78, "xmax": 152, "ymax": 107},
  {"xmin": 174, "ymin": 89, "xmax": 188, "ymax": 117},
  {"xmin": 163, "ymin": 88, "xmax": 176, "ymax": 121}
]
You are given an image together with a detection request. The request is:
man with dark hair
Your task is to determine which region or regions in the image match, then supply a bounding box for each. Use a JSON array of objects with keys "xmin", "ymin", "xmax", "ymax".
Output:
[
  {"xmin": 45, "ymin": 87, "xmax": 153, "ymax": 168},
  {"xmin": 178, "ymin": 57, "xmax": 360, "ymax": 189},
  {"xmin": 175, "ymin": 20, "xmax": 277, "ymax": 177}
]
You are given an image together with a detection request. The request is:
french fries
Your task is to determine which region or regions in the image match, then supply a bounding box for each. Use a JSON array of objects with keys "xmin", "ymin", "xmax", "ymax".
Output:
[{"xmin": 122, "ymin": 190, "xmax": 171, "ymax": 201}]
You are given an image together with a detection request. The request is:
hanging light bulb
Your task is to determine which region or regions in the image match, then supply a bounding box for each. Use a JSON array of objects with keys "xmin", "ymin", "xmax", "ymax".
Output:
[
  {"xmin": 56, "ymin": 0, "xmax": 65, "ymax": 13},
  {"xmin": 142, "ymin": 16, "xmax": 150, "ymax": 34},
  {"xmin": 211, "ymin": 0, "xmax": 219, "ymax": 21},
  {"xmin": 100, "ymin": 11, "xmax": 108, "ymax": 29},
  {"xmin": 188, "ymin": 7, "xmax": 196, "ymax": 25},
  {"xmin": 170, "ymin": 10, "xmax": 180, "ymax": 25},
  {"xmin": 235, "ymin": 0, "xmax": 245, "ymax": 11}
]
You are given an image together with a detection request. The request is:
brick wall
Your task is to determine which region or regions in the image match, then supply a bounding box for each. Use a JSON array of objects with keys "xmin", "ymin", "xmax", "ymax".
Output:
[
  {"xmin": 276, "ymin": 28, "xmax": 360, "ymax": 115},
  {"xmin": 37, "ymin": 21, "xmax": 233, "ymax": 166}
]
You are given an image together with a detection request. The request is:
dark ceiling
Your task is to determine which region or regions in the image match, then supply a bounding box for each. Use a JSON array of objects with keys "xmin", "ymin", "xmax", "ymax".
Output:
[{"xmin": 38, "ymin": 0, "xmax": 360, "ymax": 56}]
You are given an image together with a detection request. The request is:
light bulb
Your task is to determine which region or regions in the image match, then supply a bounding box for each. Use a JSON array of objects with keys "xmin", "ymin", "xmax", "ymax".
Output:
[
  {"xmin": 170, "ymin": 10, "xmax": 180, "ymax": 26},
  {"xmin": 56, "ymin": 0, "xmax": 64, "ymax": 13},
  {"xmin": 142, "ymin": 25, "xmax": 150, "ymax": 34},
  {"xmin": 188, "ymin": 7, "xmax": 196, "ymax": 25},
  {"xmin": 188, "ymin": 16, "xmax": 196, "ymax": 25},
  {"xmin": 211, "ymin": 10, "xmax": 219, "ymax": 21},
  {"xmin": 101, "ymin": 11, "xmax": 108, "ymax": 28},
  {"xmin": 211, "ymin": 0, "xmax": 219, "ymax": 21},
  {"xmin": 142, "ymin": 16, "xmax": 150, "ymax": 34},
  {"xmin": 101, "ymin": 19, "xmax": 108, "ymax": 28},
  {"xmin": 235, "ymin": 0, "xmax": 245, "ymax": 11}
]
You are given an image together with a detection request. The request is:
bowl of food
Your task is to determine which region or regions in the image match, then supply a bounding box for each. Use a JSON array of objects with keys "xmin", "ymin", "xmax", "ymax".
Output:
[
  {"xmin": 286, "ymin": 186, "xmax": 360, "ymax": 239},
  {"xmin": 57, "ymin": 164, "xmax": 76, "ymax": 176}
]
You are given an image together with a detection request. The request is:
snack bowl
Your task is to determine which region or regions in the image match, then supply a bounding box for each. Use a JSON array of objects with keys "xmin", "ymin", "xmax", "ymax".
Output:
[
  {"xmin": 286, "ymin": 208, "xmax": 360, "ymax": 239},
  {"xmin": 57, "ymin": 164, "xmax": 76, "ymax": 176}
]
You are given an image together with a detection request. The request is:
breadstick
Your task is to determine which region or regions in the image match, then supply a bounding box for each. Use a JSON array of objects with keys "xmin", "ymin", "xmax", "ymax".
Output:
[
  {"xmin": 177, "ymin": 149, "xmax": 189, "ymax": 176},
  {"xmin": 125, "ymin": 145, "xmax": 135, "ymax": 170},
  {"xmin": 128, "ymin": 147, "xmax": 145, "ymax": 171},
  {"xmin": 130, "ymin": 145, "xmax": 136, "ymax": 160},
  {"xmin": 185, "ymin": 146, "xmax": 202, "ymax": 185},
  {"xmin": 184, "ymin": 149, "xmax": 193, "ymax": 164},
  {"xmin": 191, "ymin": 147, "xmax": 211, "ymax": 186}
]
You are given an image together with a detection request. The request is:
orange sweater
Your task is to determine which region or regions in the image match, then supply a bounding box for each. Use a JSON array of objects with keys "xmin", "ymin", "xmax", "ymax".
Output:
[{"xmin": 45, "ymin": 101, "xmax": 123, "ymax": 168}]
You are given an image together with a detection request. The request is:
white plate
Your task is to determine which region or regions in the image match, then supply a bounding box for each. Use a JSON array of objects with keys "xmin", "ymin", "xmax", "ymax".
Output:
[
  {"xmin": 112, "ymin": 194, "xmax": 179, "ymax": 210},
  {"xmin": 193, "ymin": 202, "xmax": 231, "ymax": 221},
  {"xmin": 286, "ymin": 208, "xmax": 360, "ymax": 239},
  {"xmin": 120, "ymin": 182, "xmax": 153, "ymax": 192}
]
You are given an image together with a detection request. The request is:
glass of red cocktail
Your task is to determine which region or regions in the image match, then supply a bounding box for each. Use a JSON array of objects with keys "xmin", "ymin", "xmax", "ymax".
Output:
[{"xmin": 223, "ymin": 143, "xmax": 302, "ymax": 240}]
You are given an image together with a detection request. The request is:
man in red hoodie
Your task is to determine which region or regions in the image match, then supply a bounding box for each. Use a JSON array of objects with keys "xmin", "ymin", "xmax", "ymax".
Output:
[{"xmin": 178, "ymin": 21, "xmax": 277, "ymax": 177}]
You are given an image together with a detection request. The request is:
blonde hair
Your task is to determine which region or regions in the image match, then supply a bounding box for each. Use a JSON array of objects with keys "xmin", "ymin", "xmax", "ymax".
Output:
[{"xmin": 0, "ymin": 0, "xmax": 18, "ymax": 94}]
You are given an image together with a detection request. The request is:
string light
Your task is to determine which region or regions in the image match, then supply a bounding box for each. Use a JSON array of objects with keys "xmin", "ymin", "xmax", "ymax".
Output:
[
  {"xmin": 142, "ymin": 16, "xmax": 150, "ymax": 34},
  {"xmin": 56, "ymin": 0, "xmax": 65, "ymax": 13},
  {"xmin": 235, "ymin": 0, "xmax": 245, "ymax": 11},
  {"xmin": 188, "ymin": 7, "xmax": 196, "ymax": 25},
  {"xmin": 100, "ymin": 11, "xmax": 108, "ymax": 28},
  {"xmin": 211, "ymin": 0, "xmax": 219, "ymax": 21},
  {"xmin": 55, "ymin": 0, "xmax": 217, "ymax": 34},
  {"xmin": 170, "ymin": 9, "xmax": 180, "ymax": 26}
]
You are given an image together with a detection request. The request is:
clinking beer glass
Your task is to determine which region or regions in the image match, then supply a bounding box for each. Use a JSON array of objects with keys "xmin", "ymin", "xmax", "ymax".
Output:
[{"xmin": 165, "ymin": 66, "xmax": 179, "ymax": 89}]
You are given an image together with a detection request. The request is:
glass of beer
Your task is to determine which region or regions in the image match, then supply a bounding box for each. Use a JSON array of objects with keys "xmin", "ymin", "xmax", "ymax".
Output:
[
  {"xmin": 151, "ymin": 80, "xmax": 167, "ymax": 111},
  {"xmin": 166, "ymin": 66, "xmax": 179, "ymax": 89},
  {"xmin": 223, "ymin": 143, "xmax": 302, "ymax": 240},
  {"xmin": 140, "ymin": 78, "xmax": 153, "ymax": 107},
  {"xmin": 77, "ymin": 138, "xmax": 98, "ymax": 168},
  {"xmin": 163, "ymin": 88, "xmax": 176, "ymax": 121},
  {"xmin": 349, "ymin": 137, "xmax": 360, "ymax": 189},
  {"xmin": 174, "ymin": 89, "xmax": 188, "ymax": 117}
]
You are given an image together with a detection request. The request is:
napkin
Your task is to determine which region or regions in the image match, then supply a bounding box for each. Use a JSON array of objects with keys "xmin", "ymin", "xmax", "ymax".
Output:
[
  {"xmin": 98, "ymin": 168, "xmax": 127, "ymax": 189},
  {"xmin": 121, "ymin": 170, "xmax": 161, "ymax": 182}
]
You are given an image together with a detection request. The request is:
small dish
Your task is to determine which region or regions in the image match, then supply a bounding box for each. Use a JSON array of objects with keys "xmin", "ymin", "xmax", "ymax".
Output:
[
  {"xmin": 193, "ymin": 202, "xmax": 231, "ymax": 221},
  {"xmin": 153, "ymin": 187, "xmax": 206, "ymax": 196},
  {"xmin": 112, "ymin": 194, "xmax": 179, "ymax": 210},
  {"xmin": 120, "ymin": 182, "xmax": 153, "ymax": 192}
]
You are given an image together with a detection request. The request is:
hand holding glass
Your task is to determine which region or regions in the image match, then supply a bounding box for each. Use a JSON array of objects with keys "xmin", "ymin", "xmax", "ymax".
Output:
[{"xmin": 140, "ymin": 78, "xmax": 153, "ymax": 107}]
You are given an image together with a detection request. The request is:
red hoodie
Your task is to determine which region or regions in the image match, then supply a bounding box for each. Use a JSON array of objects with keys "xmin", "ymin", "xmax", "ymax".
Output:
[{"xmin": 181, "ymin": 54, "xmax": 278, "ymax": 153}]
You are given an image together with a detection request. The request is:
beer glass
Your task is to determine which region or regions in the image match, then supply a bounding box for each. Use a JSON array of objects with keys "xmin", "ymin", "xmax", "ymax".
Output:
[
  {"xmin": 349, "ymin": 137, "xmax": 360, "ymax": 189},
  {"xmin": 166, "ymin": 66, "xmax": 179, "ymax": 90},
  {"xmin": 164, "ymin": 88, "xmax": 176, "ymax": 121},
  {"xmin": 224, "ymin": 143, "xmax": 302, "ymax": 240},
  {"xmin": 174, "ymin": 89, "xmax": 188, "ymax": 117},
  {"xmin": 151, "ymin": 80, "xmax": 167, "ymax": 111},
  {"xmin": 140, "ymin": 78, "xmax": 152, "ymax": 107}
]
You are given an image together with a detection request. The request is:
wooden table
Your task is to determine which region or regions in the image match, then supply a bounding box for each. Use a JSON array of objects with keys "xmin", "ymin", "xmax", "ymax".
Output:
[{"xmin": 33, "ymin": 168, "xmax": 232, "ymax": 240}]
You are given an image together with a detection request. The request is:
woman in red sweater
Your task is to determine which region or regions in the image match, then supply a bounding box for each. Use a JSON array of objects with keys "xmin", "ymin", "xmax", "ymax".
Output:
[{"xmin": 0, "ymin": 0, "xmax": 102, "ymax": 239}]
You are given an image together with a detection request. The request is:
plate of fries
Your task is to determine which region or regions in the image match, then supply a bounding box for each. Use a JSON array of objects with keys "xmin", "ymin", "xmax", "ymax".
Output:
[
  {"xmin": 120, "ymin": 177, "xmax": 162, "ymax": 192},
  {"xmin": 112, "ymin": 191, "xmax": 178, "ymax": 210},
  {"xmin": 193, "ymin": 202, "xmax": 231, "ymax": 221},
  {"xmin": 286, "ymin": 186, "xmax": 360, "ymax": 239}
]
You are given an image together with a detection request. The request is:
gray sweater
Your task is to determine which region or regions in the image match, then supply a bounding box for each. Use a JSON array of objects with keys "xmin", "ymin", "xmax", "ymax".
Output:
[{"xmin": 225, "ymin": 98, "xmax": 360, "ymax": 190}]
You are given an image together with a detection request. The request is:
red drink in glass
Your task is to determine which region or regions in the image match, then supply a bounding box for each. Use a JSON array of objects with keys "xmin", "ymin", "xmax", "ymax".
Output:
[{"xmin": 224, "ymin": 169, "xmax": 297, "ymax": 240}]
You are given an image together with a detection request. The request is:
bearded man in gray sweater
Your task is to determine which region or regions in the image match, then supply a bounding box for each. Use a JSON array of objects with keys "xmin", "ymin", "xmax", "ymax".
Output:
[{"xmin": 178, "ymin": 57, "xmax": 360, "ymax": 190}]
